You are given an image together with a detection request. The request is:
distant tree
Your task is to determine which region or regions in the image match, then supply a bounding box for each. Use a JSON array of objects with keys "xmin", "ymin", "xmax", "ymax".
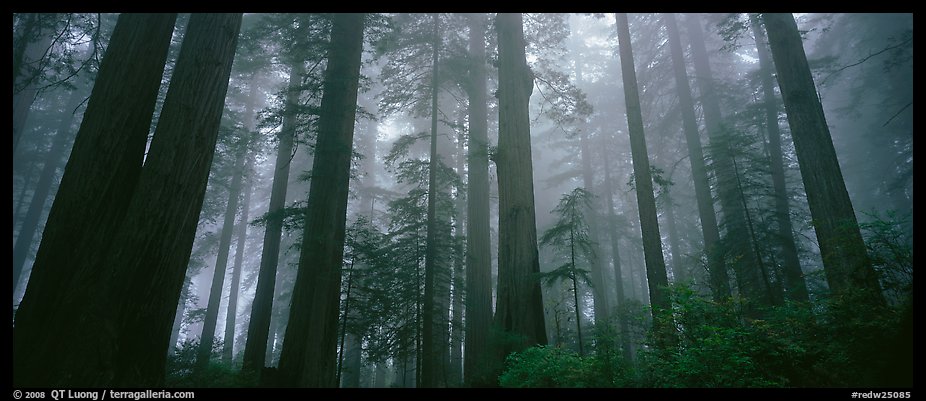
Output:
[
  {"xmin": 276, "ymin": 13, "xmax": 366, "ymax": 387},
  {"xmin": 662, "ymin": 13, "xmax": 729, "ymax": 301},
  {"xmin": 615, "ymin": 13, "xmax": 675, "ymax": 348},
  {"xmin": 539, "ymin": 188, "xmax": 596, "ymax": 356},
  {"xmin": 762, "ymin": 13, "xmax": 884, "ymax": 304}
]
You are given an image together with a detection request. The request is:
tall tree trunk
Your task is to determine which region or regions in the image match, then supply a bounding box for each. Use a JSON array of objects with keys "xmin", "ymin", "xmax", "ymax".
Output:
[
  {"xmin": 12, "ymin": 87, "xmax": 83, "ymax": 292},
  {"xmin": 599, "ymin": 144, "xmax": 633, "ymax": 363},
  {"xmin": 762, "ymin": 13, "xmax": 883, "ymax": 303},
  {"xmin": 276, "ymin": 13, "xmax": 365, "ymax": 388},
  {"xmin": 448, "ymin": 128, "xmax": 465, "ymax": 387},
  {"xmin": 223, "ymin": 154, "xmax": 254, "ymax": 364},
  {"xmin": 750, "ymin": 14, "xmax": 810, "ymax": 303},
  {"xmin": 242, "ymin": 60, "xmax": 304, "ymax": 374},
  {"xmin": 463, "ymin": 12, "xmax": 494, "ymax": 388},
  {"xmin": 663, "ymin": 13, "xmax": 730, "ymax": 301},
  {"xmin": 493, "ymin": 12, "xmax": 548, "ymax": 369},
  {"xmin": 197, "ymin": 142, "xmax": 250, "ymax": 369},
  {"xmin": 93, "ymin": 13, "xmax": 241, "ymax": 386},
  {"xmin": 578, "ymin": 130, "xmax": 611, "ymax": 324},
  {"xmin": 421, "ymin": 12, "xmax": 442, "ymax": 389},
  {"xmin": 686, "ymin": 14, "xmax": 771, "ymax": 310},
  {"xmin": 13, "ymin": 13, "xmax": 58, "ymax": 155},
  {"xmin": 615, "ymin": 13, "xmax": 675, "ymax": 347},
  {"xmin": 13, "ymin": 13, "xmax": 177, "ymax": 387}
]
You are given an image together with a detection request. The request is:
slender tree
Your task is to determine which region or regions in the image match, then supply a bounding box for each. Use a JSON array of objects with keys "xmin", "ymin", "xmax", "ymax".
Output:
[
  {"xmin": 749, "ymin": 14, "xmax": 809, "ymax": 303},
  {"xmin": 241, "ymin": 60, "xmax": 304, "ymax": 374},
  {"xmin": 463, "ymin": 12, "xmax": 494, "ymax": 387},
  {"xmin": 762, "ymin": 13, "xmax": 883, "ymax": 303},
  {"xmin": 493, "ymin": 12, "xmax": 548, "ymax": 363},
  {"xmin": 599, "ymin": 143, "xmax": 633, "ymax": 363},
  {"xmin": 663, "ymin": 13, "xmax": 730, "ymax": 301},
  {"xmin": 686, "ymin": 13, "xmax": 772, "ymax": 309},
  {"xmin": 276, "ymin": 13, "xmax": 365, "ymax": 387},
  {"xmin": 421, "ymin": 12, "xmax": 442, "ymax": 388},
  {"xmin": 615, "ymin": 13, "xmax": 675, "ymax": 346},
  {"xmin": 13, "ymin": 13, "xmax": 177, "ymax": 387},
  {"xmin": 223, "ymin": 153, "xmax": 255, "ymax": 364}
]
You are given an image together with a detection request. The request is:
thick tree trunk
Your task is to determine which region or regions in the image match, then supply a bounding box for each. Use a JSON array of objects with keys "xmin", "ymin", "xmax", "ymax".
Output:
[
  {"xmin": 276, "ymin": 13, "xmax": 365, "ymax": 388},
  {"xmin": 13, "ymin": 13, "xmax": 177, "ymax": 387},
  {"xmin": 463, "ymin": 12, "xmax": 494, "ymax": 388},
  {"xmin": 93, "ymin": 13, "xmax": 241, "ymax": 386},
  {"xmin": 686, "ymin": 14, "xmax": 772, "ymax": 309},
  {"xmin": 242, "ymin": 60, "xmax": 304, "ymax": 374},
  {"xmin": 12, "ymin": 88, "xmax": 83, "ymax": 292},
  {"xmin": 615, "ymin": 13, "xmax": 675, "ymax": 347},
  {"xmin": 762, "ymin": 13, "xmax": 883, "ymax": 303},
  {"xmin": 750, "ymin": 14, "xmax": 810, "ymax": 303},
  {"xmin": 663, "ymin": 13, "xmax": 730, "ymax": 301},
  {"xmin": 421, "ymin": 12, "xmax": 442, "ymax": 389},
  {"xmin": 492, "ymin": 12, "xmax": 548, "ymax": 367},
  {"xmin": 197, "ymin": 143, "xmax": 249, "ymax": 369}
]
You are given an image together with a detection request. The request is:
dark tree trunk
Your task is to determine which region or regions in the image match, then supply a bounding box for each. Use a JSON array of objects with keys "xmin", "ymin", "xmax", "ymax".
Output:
[
  {"xmin": 463, "ymin": 12, "xmax": 494, "ymax": 388},
  {"xmin": 242, "ymin": 60, "xmax": 304, "ymax": 374},
  {"xmin": 276, "ymin": 13, "xmax": 365, "ymax": 388},
  {"xmin": 615, "ymin": 13, "xmax": 675, "ymax": 347},
  {"xmin": 750, "ymin": 14, "xmax": 810, "ymax": 303},
  {"xmin": 12, "ymin": 88, "xmax": 83, "ymax": 292},
  {"xmin": 492, "ymin": 12, "xmax": 548, "ymax": 366},
  {"xmin": 421, "ymin": 12, "xmax": 442, "ymax": 389},
  {"xmin": 663, "ymin": 13, "xmax": 730, "ymax": 301},
  {"xmin": 686, "ymin": 14, "xmax": 772, "ymax": 310},
  {"xmin": 762, "ymin": 13, "xmax": 883, "ymax": 303},
  {"xmin": 13, "ymin": 13, "xmax": 177, "ymax": 387},
  {"xmin": 197, "ymin": 142, "xmax": 250, "ymax": 369},
  {"xmin": 95, "ymin": 13, "xmax": 241, "ymax": 386}
]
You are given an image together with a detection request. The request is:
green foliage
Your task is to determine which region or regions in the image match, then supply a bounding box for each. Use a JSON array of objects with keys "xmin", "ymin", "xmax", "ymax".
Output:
[
  {"xmin": 166, "ymin": 339, "xmax": 255, "ymax": 387},
  {"xmin": 499, "ymin": 345, "xmax": 632, "ymax": 388}
]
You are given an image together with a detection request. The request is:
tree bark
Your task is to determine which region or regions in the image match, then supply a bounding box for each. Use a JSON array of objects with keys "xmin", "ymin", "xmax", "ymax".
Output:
[
  {"xmin": 492, "ymin": 12, "xmax": 548, "ymax": 366},
  {"xmin": 463, "ymin": 12, "xmax": 494, "ymax": 388},
  {"xmin": 615, "ymin": 13, "xmax": 675, "ymax": 347},
  {"xmin": 276, "ymin": 13, "xmax": 365, "ymax": 387},
  {"xmin": 13, "ymin": 13, "xmax": 177, "ymax": 387},
  {"xmin": 750, "ymin": 14, "xmax": 810, "ymax": 303},
  {"xmin": 663, "ymin": 13, "xmax": 730, "ymax": 301},
  {"xmin": 762, "ymin": 13, "xmax": 883, "ymax": 303},
  {"xmin": 241, "ymin": 60, "xmax": 304, "ymax": 374}
]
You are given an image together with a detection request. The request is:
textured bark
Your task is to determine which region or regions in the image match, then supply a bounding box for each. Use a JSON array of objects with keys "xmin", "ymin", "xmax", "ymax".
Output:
[
  {"xmin": 762, "ymin": 13, "xmax": 883, "ymax": 302},
  {"xmin": 421, "ymin": 12, "xmax": 442, "ymax": 388},
  {"xmin": 197, "ymin": 144, "xmax": 249, "ymax": 369},
  {"xmin": 615, "ymin": 13, "xmax": 675, "ymax": 346},
  {"xmin": 664, "ymin": 13, "xmax": 730, "ymax": 301},
  {"xmin": 242, "ymin": 60, "xmax": 303, "ymax": 374},
  {"xmin": 12, "ymin": 88, "xmax": 83, "ymax": 292},
  {"xmin": 750, "ymin": 15, "xmax": 810, "ymax": 303},
  {"xmin": 463, "ymin": 12, "xmax": 494, "ymax": 388},
  {"xmin": 13, "ymin": 13, "xmax": 177, "ymax": 387},
  {"xmin": 96, "ymin": 13, "xmax": 241, "ymax": 386},
  {"xmin": 493, "ymin": 12, "xmax": 548, "ymax": 363},
  {"xmin": 686, "ymin": 14, "xmax": 771, "ymax": 309},
  {"xmin": 276, "ymin": 13, "xmax": 365, "ymax": 387}
]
